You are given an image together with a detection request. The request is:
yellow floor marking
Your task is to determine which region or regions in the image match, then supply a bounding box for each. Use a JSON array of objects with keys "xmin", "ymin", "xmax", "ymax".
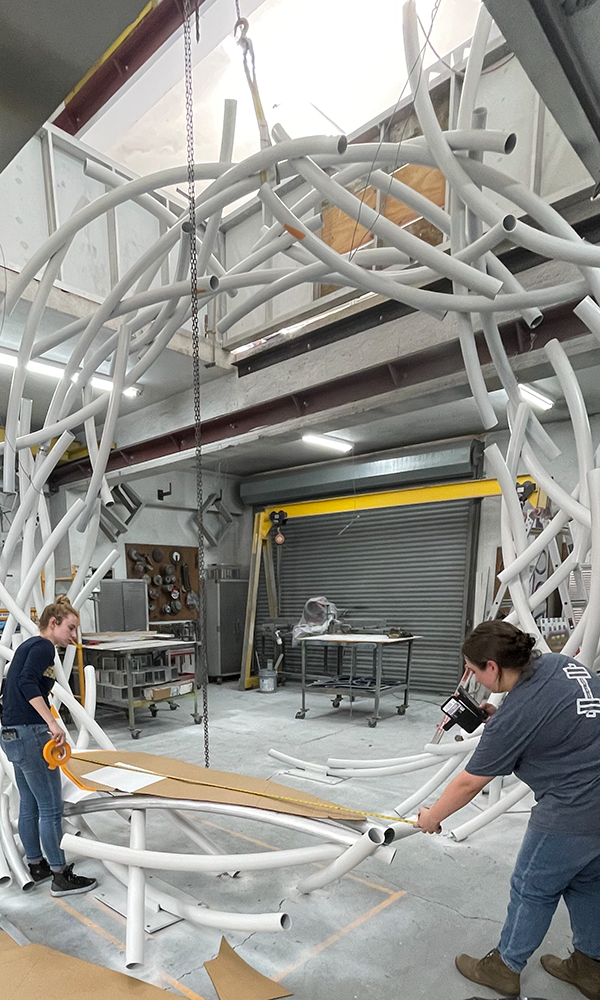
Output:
[
  {"xmin": 201, "ymin": 819, "xmax": 396, "ymax": 894},
  {"xmin": 272, "ymin": 888, "xmax": 407, "ymax": 982},
  {"xmin": 52, "ymin": 896, "xmax": 125, "ymax": 950},
  {"xmin": 55, "ymin": 895, "xmax": 206, "ymax": 999},
  {"xmin": 160, "ymin": 971, "xmax": 207, "ymax": 1000}
]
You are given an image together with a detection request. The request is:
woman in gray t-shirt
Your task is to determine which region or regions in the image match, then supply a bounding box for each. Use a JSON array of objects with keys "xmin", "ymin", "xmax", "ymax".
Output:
[{"xmin": 416, "ymin": 620, "xmax": 600, "ymax": 1000}]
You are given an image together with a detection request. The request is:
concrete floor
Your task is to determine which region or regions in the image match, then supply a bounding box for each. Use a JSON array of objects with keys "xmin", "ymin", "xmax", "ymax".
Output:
[{"xmin": 0, "ymin": 682, "xmax": 580, "ymax": 1000}]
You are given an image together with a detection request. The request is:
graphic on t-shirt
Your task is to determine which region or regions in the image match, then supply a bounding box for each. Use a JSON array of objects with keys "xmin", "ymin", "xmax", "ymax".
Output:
[{"xmin": 563, "ymin": 662, "xmax": 600, "ymax": 718}]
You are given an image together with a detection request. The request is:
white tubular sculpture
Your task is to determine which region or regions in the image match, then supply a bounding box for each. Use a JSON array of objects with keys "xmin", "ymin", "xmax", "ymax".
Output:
[{"xmin": 2, "ymin": 0, "xmax": 600, "ymax": 970}]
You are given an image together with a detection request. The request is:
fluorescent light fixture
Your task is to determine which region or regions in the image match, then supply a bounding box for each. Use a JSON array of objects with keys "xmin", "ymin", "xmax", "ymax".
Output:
[
  {"xmin": 302, "ymin": 432, "xmax": 353, "ymax": 453},
  {"xmin": 0, "ymin": 351, "xmax": 141, "ymax": 397},
  {"xmin": 519, "ymin": 383, "xmax": 553, "ymax": 411}
]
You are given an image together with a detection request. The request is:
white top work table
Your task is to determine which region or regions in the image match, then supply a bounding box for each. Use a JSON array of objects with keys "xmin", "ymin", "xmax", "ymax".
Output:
[
  {"xmin": 297, "ymin": 633, "xmax": 421, "ymax": 727},
  {"xmin": 82, "ymin": 634, "xmax": 201, "ymax": 739}
]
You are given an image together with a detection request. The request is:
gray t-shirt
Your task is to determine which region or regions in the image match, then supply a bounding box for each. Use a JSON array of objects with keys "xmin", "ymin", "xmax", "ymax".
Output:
[{"xmin": 465, "ymin": 652, "xmax": 600, "ymax": 834}]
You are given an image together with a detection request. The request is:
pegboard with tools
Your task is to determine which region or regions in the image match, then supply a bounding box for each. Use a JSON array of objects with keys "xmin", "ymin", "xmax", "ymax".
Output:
[{"xmin": 126, "ymin": 545, "xmax": 200, "ymax": 622}]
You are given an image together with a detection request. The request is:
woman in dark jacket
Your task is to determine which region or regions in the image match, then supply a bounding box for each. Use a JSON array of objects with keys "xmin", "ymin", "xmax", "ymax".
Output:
[
  {"xmin": 416, "ymin": 619, "xmax": 600, "ymax": 1000},
  {"xmin": 1, "ymin": 596, "xmax": 97, "ymax": 896}
]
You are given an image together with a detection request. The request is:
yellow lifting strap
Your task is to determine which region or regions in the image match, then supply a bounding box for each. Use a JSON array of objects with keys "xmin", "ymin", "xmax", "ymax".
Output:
[{"xmin": 234, "ymin": 16, "xmax": 276, "ymax": 186}]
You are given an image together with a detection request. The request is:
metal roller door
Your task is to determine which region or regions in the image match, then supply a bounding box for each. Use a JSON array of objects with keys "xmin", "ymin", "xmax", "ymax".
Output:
[{"xmin": 259, "ymin": 499, "xmax": 477, "ymax": 694}]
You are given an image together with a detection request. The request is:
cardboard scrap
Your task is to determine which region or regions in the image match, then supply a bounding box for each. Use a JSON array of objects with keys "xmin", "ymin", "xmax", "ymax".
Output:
[
  {"xmin": 69, "ymin": 750, "xmax": 362, "ymax": 822},
  {"xmin": 204, "ymin": 937, "xmax": 292, "ymax": 1000},
  {"xmin": 0, "ymin": 943, "xmax": 171, "ymax": 999},
  {"xmin": 0, "ymin": 930, "xmax": 19, "ymax": 954}
]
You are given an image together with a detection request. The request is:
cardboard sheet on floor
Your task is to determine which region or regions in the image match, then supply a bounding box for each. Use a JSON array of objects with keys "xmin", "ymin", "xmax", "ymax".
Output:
[
  {"xmin": 204, "ymin": 937, "xmax": 292, "ymax": 1000},
  {"xmin": 0, "ymin": 943, "xmax": 175, "ymax": 999},
  {"xmin": 68, "ymin": 750, "xmax": 362, "ymax": 822},
  {"xmin": 0, "ymin": 931, "xmax": 19, "ymax": 954}
]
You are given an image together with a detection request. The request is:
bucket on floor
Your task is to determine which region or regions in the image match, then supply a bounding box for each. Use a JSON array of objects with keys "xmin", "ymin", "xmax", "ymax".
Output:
[{"xmin": 259, "ymin": 667, "xmax": 277, "ymax": 693}]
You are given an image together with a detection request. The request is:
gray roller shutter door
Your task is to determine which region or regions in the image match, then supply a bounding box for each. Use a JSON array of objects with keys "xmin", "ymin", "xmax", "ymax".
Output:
[{"xmin": 258, "ymin": 499, "xmax": 476, "ymax": 694}]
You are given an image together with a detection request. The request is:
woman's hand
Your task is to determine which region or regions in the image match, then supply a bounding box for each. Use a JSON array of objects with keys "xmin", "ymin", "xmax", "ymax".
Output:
[
  {"xmin": 48, "ymin": 721, "xmax": 66, "ymax": 746},
  {"xmin": 415, "ymin": 806, "xmax": 442, "ymax": 834},
  {"xmin": 481, "ymin": 702, "xmax": 497, "ymax": 720}
]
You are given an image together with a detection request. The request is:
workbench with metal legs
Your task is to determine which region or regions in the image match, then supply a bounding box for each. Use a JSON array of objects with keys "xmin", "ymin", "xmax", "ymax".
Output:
[{"xmin": 296, "ymin": 633, "xmax": 421, "ymax": 727}]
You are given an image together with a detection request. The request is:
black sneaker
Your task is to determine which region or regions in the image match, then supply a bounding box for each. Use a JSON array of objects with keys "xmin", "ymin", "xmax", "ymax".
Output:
[
  {"xmin": 28, "ymin": 858, "xmax": 52, "ymax": 883},
  {"xmin": 50, "ymin": 864, "xmax": 97, "ymax": 897}
]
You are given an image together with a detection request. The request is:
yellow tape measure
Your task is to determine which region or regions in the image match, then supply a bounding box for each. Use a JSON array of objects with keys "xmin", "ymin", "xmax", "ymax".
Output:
[
  {"xmin": 69, "ymin": 753, "xmax": 414, "ymax": 826},
  {"xmin": 43, "ymin": 740, "xmax": 97, "ymax": 792}
]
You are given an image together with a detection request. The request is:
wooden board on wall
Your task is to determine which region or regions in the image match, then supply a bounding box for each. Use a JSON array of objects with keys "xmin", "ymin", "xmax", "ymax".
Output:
[{"xmin": 126, "ymin": 543, "xmax": 200, "ymax": 623}]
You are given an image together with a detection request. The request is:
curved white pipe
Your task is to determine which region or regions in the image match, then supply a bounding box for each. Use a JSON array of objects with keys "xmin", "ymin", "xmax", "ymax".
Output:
[
  {"xmin": 105, "ymin": 858, "xmax": 290, "ymax": 932},
  {"xmin": 64, "ymin": 796, "xmax": 367, "ymax": 850},
  {"xmin": 574, "ymin": 295, "xmax": 600, "ymax": 348},
  {"xmin": 579, "ymin": 469, "xmax": 600, "ymax": 668},
  {"xmin": 449, "ymin": 781, "xmax": 531, "ymax": 841},
  {"xmin": 61, "ymin": 832, "xmax": 343, "ymax": 872},
  {"xmin": 394, "ymin": 755, "xmax": 465, "ymax": 817},
  {"xmin": 126, "ymin": 809, "xmax": 146, "ymax": 969},
  {"xmin": 0, "ymin": 431, "xmax": 75, "ymax": 580},
  {"xmin": 77, "ymin": 324, "xmax": 130, "ymax": 530},
  {"xmin": 72, "ymin": 550, "xmax": 120, "ymax": 611},
  {"xmin": 328, "ymin": 757, "xmax": 444, "ymax": 778},
  {"xmin": 0, "ymin": 790, "xmax": 34, "ymax": 891},
  {"xmin": 53, "ymin": 682, "xmax": 115, "ymax": 751},
  {"xmin": 268, "ymin": 749, "xmax": 330, "ymax": 773},
  {"xmin": 67, "ymin": 501, "xmax": 102, "ymax": 603},
  {"xmin": 296, "ymin": 827, "xmax": 385, "ymax": 893},
  {"xmin": 326, "ymin": 753, "xmax": 433, "ymax": 769},
  {"xmin": 75, "ymin": 665, "xmax": 98, "ymax": 752},
  {"xmin": 545, "ymin": 339, "xmax": 594, "ymax": 508},
  {"xmin": 0, "ymin": 838, "xmax": 12, "ymax": 886},
  {"xmin": 522, "ymin": 441, "xmax": 591, "ymax": 529},
  {"xmin": 272, "ymin": 124, "xmax": 502, "ymax": 298}
]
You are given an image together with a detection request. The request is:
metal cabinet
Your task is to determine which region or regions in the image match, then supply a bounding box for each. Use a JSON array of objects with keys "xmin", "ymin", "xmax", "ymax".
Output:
[{"xmin": 205, "ymin": 578, "xmax": 248, "ymax": 680}]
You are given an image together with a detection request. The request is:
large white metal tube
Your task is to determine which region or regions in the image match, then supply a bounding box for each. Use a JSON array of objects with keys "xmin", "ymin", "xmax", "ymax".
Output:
[
  {"xmin": 77, "ymin": 324, "xmax": 130, "ymax": 531},
  {"xmin": 579, "ymin": 469, "xmax": 600, "ymax": 668},
  {"xmin": 449, "ymin": 781, "xmax": 531, "ymax": 841},
  {"xmin": 522, "ymin": 441, "xmax": 591, "ymax": 529},
  {"xmin": 64, "ymin": 796, "xmax": 367, "ymax": 849},
  {"xmin": 126, "ymin": 810, "xmax": 146, "ymax": 969},
  {"xmin": 72, "ymin": 550, "xmax": 119, "ymax": 612},
  {"xmin": 0, "ymin": 431, "xmax": 75, "ymax": 579},
  {"xmin": 53, "ymin": 682, "xmax": 115, "ymax": 751},
  {"xmin": 545, "ymin": 339, "xmax": 594, "ymax": 508},
  {"xmin": 75, "ymin": 665, "xmax": 98, "ymax": 752},
  {"xmin": 394, "ymin": 755, "xmax": 465, "ymax": 817},
  {"xmin": 456, "ymin": 7, "xmax": 493, "ymax": 131},
  {"xmin": 61, "ymin": 832, "xmax": 343, "ymax": 872},
  {"xmin": 0, "ymin": 791, "xmax": 34, "ymax": 891},
  {"xmin": 0, "ymin": 580, "xmax": 37, "ymax": 636},
  {"xmin": 105, "ymin": 859, "xmax": 290, "ymax": 932},
  {"xmin": 3, "ymin": 245, "xmax": 70, "ymax": 492},
  {"xmin": 0, "ymin": 838, "xmax": 12, "ymax": 886},
  {"xmin": 272, "ymin": 124, "xmax": 502, "ymax": 298},
  {"xmin": 328, "ymin": 757, "xmax": 445, "ymax": 778},
  {"xmin": 67, "ymin": 501, "xmax": 101, "ymax": 603},
  {"xmin": 574, "ymin": 295, "xmax": 600, "ymax": 347},
  {"xmin": 268, "ymin": 749, "xmax": 330, "ymax": 773},
  {"xmin": 296, "ymin": 827, "xmax": 385, "ymax": 893},
  {"xmin": 498, "ymin": 505, "xmax": 573, "ymax": 584},
  {"xmin": 327, "ymin": 754, "xmax": 433, "ymax": 769}
]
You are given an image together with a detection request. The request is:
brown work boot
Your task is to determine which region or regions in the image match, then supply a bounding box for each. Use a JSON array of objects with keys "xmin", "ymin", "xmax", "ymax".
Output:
[
  {"xmin": 541, "ymin": 950, "xmax": 600, "ymax": 1000},
  {"xmin": 455, "ymin": 947, "xmax": 520, "ymax": 995}
]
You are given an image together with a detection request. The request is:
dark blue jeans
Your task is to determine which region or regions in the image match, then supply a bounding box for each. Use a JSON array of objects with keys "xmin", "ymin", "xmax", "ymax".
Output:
[
  {"xmin": 499, "ymin": 825, "xmax": 600, "ymax": 973},
  {"xmin": 0, "ymin": 723, "xmax": 66, "ymax": 869}
]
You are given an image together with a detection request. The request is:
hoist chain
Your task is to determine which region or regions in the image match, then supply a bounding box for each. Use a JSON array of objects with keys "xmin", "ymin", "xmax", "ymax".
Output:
[{"xmin": 182, "ymin": 0, "xmax": 209, "ymax": 769}]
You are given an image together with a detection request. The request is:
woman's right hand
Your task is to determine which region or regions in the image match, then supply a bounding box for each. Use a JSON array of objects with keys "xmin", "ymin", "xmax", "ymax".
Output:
[{"xmin": 48, "ymin": 721, "xmax": 66, "ymax": 746}]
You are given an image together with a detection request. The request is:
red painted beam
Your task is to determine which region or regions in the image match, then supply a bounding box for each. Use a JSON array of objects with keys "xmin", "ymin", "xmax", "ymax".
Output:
[
  {"xmin": 53, "ymin": 0, "xmax": 207, "ymax": 135},
  {"xmin": 49, "ymin": 300, "xmax": 588, "ymax": 488}
]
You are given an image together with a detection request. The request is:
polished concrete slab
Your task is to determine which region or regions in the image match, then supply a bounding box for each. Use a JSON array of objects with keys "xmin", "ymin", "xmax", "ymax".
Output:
[{"xmin": 0, "ymin": 682, "xmax": 579, "ymax": 1000}]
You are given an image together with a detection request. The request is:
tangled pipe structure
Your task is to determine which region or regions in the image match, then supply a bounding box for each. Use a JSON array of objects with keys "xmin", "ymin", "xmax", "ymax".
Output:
[{"xmin": 1, "ymin": 0, "xmax": 600, "ymax": 969}]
